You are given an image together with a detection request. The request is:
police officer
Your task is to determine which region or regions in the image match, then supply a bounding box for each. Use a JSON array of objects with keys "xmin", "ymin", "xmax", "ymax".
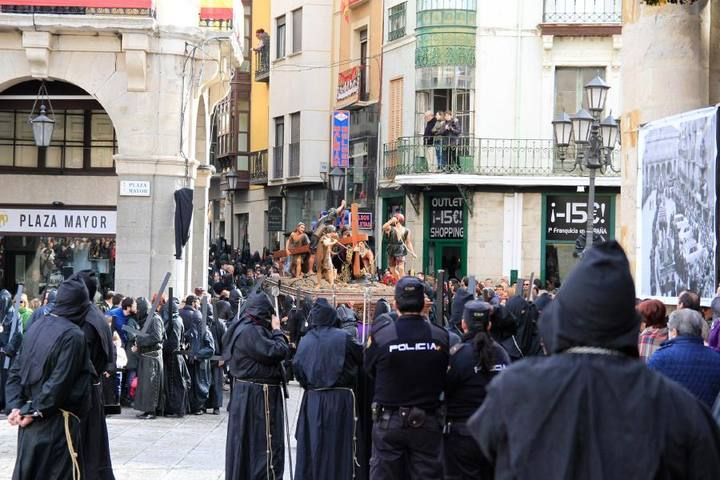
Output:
[
  {"xmin": 364, "ymin": 276, "xmax": 449, "ymax": 479},
  {"xmin": 443, "ymin": 300, "xmax": 510, "ymax": 479}
]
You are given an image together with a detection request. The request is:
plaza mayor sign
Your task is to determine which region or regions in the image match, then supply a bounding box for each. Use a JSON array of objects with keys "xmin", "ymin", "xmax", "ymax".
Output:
[{"xmin": 0, "ymin": 208, "xmax": 117, "ymax": 235}]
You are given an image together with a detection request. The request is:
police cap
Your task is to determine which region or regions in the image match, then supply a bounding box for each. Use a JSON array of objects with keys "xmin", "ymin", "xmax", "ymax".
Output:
[
  {"xmin": 394, "ymin": 276, "xmax": 425, "ymax": 312},
  {"xmin": 463, "ymin": 300, "xmax": 493, "ymax": 332}
]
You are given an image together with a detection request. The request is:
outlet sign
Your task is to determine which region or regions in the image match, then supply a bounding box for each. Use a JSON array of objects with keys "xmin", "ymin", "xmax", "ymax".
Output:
[{"xmin": 545, "ymin": 194, "xmax": 612, "ymax": 242}]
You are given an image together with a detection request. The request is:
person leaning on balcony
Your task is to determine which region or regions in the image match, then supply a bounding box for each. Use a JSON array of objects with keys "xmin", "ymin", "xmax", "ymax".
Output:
[
  {"xmin": 442, "ymin": 111, "xmax": 462, "ymax": 171},
  {"xmin": 253, "ymin": 28, "xmax": 270, "ymax": 66},
  {"xmin": 423, "ymin": 111, "xmax": 437, "ymax": 170},
  {"xmin": 432, "ymin": 112, "xmax": 446, "ymax": 170}
]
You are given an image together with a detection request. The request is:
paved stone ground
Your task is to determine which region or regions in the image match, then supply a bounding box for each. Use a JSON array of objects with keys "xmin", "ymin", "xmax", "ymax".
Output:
[{"xmin": 0, "ymin": 383, "xmax": 304, "ymax": 480}]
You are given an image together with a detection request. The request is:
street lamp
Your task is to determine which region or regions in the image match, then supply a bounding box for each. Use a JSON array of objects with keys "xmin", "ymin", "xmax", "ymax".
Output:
[
  {"xmin": 224, "ymin": 169, "xmax": 238, "ymax": 251},
  {"xmin": 29, "ymin": 81, "xmax": 55, "ymax": 148},
  {"xmin": 552, "ymin": 77, "xmax": 619, "ymax": 255},
  {"xmin": 329, "ymin": 166, "xmax": 345, "ymax": 205}
]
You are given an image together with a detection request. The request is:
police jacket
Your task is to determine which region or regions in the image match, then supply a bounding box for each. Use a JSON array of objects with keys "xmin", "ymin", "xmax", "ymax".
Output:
[
  {"xmin": 446, "ymin": 336, "xmax": 510, "ymax": 419},
  {"xmin": 364, "ymin": 313, "xmax": 449, "ymax": 410}
]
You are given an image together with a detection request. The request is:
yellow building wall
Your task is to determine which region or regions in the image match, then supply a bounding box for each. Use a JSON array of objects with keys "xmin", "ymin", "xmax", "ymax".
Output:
[
  {"xmin": 332, "ymin": 0, "xmax": 382, "ymax": 108},
  {"xmin": 250, "ymin": 0, "xmax": 270, "ymax": 153}
]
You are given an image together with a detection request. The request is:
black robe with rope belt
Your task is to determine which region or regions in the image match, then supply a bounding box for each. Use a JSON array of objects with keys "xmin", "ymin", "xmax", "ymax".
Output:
[
  {"xmin": 223, "ymin": 292, "xmax": 289, "ymax": 480},
  {"xmin": 292, "ymin": 298, "xmax": 362, "ymax": 480},
  {"xmin": 5, "ymin": 277, "xmax": 93, "ymax": 480}
]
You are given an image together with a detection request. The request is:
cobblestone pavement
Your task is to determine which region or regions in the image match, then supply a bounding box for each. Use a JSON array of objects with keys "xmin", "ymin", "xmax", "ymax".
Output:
[{"xmin": 0, "ymin": 383, "xmax": 304, "ymax": 480}]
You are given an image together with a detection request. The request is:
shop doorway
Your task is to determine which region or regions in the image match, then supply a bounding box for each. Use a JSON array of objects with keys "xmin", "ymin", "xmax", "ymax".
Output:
[{"xmin": 427, "ymin": 241, "xmax": 464, "ymax": 280}]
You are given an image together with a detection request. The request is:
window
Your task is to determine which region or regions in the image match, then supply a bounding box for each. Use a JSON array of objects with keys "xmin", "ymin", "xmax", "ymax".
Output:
[
  {"xmin": 389, "ymin": 78, "xmax": 403, "ymax": 142},
  {"xmin": 554, "ymin": 66, "xmax": 606, "ymax": 115},
  {"xmin": 289, "ymin": 112, "xmax": 300, "ymax": 176},
  {"xmin": 292, "ymin": 8, "xmax": 302, "ymax": 53},
  {"xmin": 388, "ymin": 2, "xmax": 407, "ymax": 41},
  {"xmin": 359, "ymin": 28, "xmax": 369, "ymax": 100},
  {"xmin": 273, "ymin": 116, "xmax": 284, "ymax": 179},
  {"xmin": 276, "ymin": 15, "xmax": 286, "ymax": 59},
  {"xmin": 0, "ymin": 109, "xmax": 117, "ymax": 172}
]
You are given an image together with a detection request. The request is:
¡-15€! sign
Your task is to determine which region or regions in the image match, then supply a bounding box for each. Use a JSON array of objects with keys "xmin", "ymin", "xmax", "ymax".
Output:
[
  {"xmin": 429, "ymin": 196, "xmax": 464, "ymax": 239},
  {"xmin": 545, "ymin": 194, "xmax": 611, "ymax": 242}
]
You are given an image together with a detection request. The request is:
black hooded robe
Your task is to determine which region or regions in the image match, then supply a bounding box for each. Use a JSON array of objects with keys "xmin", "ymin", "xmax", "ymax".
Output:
[
  {"xmin": 5, "ymin": 277, "xmax": 93, "ymax": 480},
  {"xmin": 72, "ymin": 271, "xmax": 116, "ymax": 480},
  {"xmin": 468, "ymin": 241, "xmax": 720, "ymax": 479},
  {"xmin": 163, "ymin": 299, "xmax": 190, "ymax": 416},
  {"xmin": 132, "ymin": 298, "xmax": 165, "ymax": 414},
  {"xmin": 293, "ymin": 299, "xmax": 362, "ymax": 480},
  {"xmin": 224, "ymin": 293, "xmax": 289, "ymax": 480},
  {"xmin": 186, "ymin": 312, "xmax": 215, "ymax": 413},
  {"xmin": 207, "ymin": 306, "xmax": 227, "ymax": 410}
]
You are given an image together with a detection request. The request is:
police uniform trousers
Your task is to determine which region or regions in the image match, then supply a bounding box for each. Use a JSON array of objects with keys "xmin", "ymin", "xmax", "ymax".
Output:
[
  {"xmin": 443, "ymin": 421, "xmax": 492, "ymax": 480},
  {"xmin": 370, "ymin": 410, "xmax": 443, "ymax": 480}
]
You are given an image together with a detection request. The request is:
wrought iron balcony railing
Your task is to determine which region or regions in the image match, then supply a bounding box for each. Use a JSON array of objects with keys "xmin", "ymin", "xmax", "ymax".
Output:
[
  {"xmin": 250, "ymin": 150, "xmax": 268, "ymax": 185},
  {"xmin": 543, "ymin": 0, "xmax": 622, "ymax": 24},
  {"xmin": 272, "ymin": 146, "xmax": 284, "ymax": 179},
  {"xmin": 0, "ymin": 3, "xmax": 154, "ymax": 16},
  {"xmin": 255, "ymin": 48, "xmax": 270, "ymax": 82},
  {"xmin": 288, "ymin": 142, "xmax": 300, "ymax": 177},
  {"xmin": 381, "ymin": 136, "xmax": 621, "ymax": 180}
]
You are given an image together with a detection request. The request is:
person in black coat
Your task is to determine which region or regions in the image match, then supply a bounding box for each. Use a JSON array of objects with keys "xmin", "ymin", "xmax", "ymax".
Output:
[
  {"xmin": 223, "ymin": 292, "xmax": 289, "ymax": 479},
  {"xmin": 162, "ymin": 297, "xmax": 190, "ymax": 417},
  {"xmin": 293, "ymin": 298, "xmax": 362, "ymax": 480},
  {"xmin": 469, "ymin": 241, "xmax": 720, "ymax": 479},
  {"xmin": 6, "ymin": 277, "xmax": 93, "ymax": 480},
  {"xmin": 184, "ymin": 305, "xmax": 214, "ymax": 415},
  {"xmin": 206, "ymin": 303, "xmax": 226, "ymax": 414}
]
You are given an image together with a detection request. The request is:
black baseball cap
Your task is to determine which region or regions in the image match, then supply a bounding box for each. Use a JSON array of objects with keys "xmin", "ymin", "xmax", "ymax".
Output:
[{"xmin": 395, "ymin": 277, "xmax": 425, "ymax": 312}]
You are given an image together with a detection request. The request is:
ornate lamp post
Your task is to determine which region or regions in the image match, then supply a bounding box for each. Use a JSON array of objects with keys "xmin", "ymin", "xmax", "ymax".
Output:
[
  {"xmin": 224, "ymin": 170, "xmax": 238, "ymax": 249},
  {"xmin": 29, "ymin": 81, "xmax": 55, "ymax": 148},
  {"xmin": 552, "ymin": 76, "xmax": 620, "ymax": 254},
  {"xmin": 329, "ymin": 166, "xmax": 345, "ymax": 206}
]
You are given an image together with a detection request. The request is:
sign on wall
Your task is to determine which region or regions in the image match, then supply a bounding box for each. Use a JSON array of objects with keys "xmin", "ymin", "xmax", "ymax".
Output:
[
  {"xmin": 337, "ymin": 67, "xmax": 360, "ymax": 104},
  {"xmin": 429, "ymin": 196, "xmax": 464, "ymax": 239},
  {"xmin": 268, "ymin": 197, "xmax": 283, "ymax": 232},
  {"xmin": 357, "ymin": 209, "xmax": 373, "ymax": 230},
  {"xmin": 0, "ymin": 208, "xmax": 116, "ymax": 235},
  {"xmin": 331, "ymin": 110, "xmax": 350, "ymax": 168},
  {"xmin": 545, "ymin": 194, "xmax": 612, "ymax": 242},
  {"xmin": 119, "ymin": 180, "xmax": 151, "ymax": 197}
]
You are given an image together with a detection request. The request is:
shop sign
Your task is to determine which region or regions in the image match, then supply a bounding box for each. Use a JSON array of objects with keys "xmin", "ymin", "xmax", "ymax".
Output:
[
  {"xmin": 331, "ymin": 110, "xmax": 350, "ymax": 168},
  {"xmin": 429, "ymin": 196, "xmax": 464, "ymax": 239},
  {"xmin": 336, "ymin": 67, "xmax": 360, "ymax": 104},
  {"xmin": 545, "ymin": 194, "xmax": 611, "ymax": 242},
  {"xmin": 119, "ymin": 180, "xmax": 151, "ymax": 197},
  {"xmin": 0, "ymin": 208, "xmax": 116, "ymax": 235},
  {"xmin": 0, "ymin": 1, "xmax": 152, "ymax": 8},
  {"xmin": 357, "ymin": 210, "xmax": 373, "ymax": 230},
  {"xmin": 268, "ymin": 197, "xmax": 283, "ymax": 232}
]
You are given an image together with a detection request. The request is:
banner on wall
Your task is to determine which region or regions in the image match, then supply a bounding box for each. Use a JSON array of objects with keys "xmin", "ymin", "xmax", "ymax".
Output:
[
  {"xmin": 0, "ymin": 1, "xmax": 151, "ymax": 7},
  {"xmin": 429, "ymin": 196, "xmax": 464, "ymax": 239},
  {"xmin": 0, "ymin": 208, "xmax": 116, "ymax": 235},
  {"xmin": 331, "ymin": 110, "xmax": 350, "ymax": 168},
  {"xmin": 637, "ymin": 106, "xmax": 718, "ymax": 305},
  {"xmin": 545, "ymin": 194, "xmax": 612, "ymax": 242}
]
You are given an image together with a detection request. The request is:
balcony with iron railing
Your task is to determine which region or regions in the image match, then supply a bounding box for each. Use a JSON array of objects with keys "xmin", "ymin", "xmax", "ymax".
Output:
[
  {"xmin": 543, "ymin": 0, "xmax": 622, "ymax": 23},
  {"xmin": 0, "ymin": 2, "xmax": 154, "ymax": 16},
  {"xmin": 255, "ymin": 48, "xmax": 270, "ymax": 82},
  {"xmin": 288, "ymin": 142, "xmax": 300, "ymax": 177},
  {"xmin": 272, "ymin": 145, "xmax": 284, "ymax": 179},
  {"xmin": 381, "ymin": 136, "xmax": 620, "ymax": 183},
  {"xmin": 250, "ymin": 150, "xmax": 268, "ymax": 185}
]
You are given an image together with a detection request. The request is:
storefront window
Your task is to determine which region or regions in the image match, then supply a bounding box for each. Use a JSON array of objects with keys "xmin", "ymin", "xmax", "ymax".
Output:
[{"xmin": 0, "ymin": 236, "xmax": 115, "ymax": 301}]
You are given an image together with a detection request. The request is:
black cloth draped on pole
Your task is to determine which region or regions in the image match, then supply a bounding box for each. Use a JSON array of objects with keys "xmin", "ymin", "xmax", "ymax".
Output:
[{"xmin": 174, "ymin": 188, "xmax": 194, "ymax": 260}]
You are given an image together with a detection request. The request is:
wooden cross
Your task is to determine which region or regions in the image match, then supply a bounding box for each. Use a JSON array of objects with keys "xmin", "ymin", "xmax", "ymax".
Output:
[{"xmin": 338, "ymin": 203, "xmax": 369, "ymax": 278}]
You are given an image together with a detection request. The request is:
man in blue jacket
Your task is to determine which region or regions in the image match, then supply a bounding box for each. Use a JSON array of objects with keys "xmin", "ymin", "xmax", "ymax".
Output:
[{"xmin": 649, "ymin": 308, "xmax": 720, "ymax": 407}]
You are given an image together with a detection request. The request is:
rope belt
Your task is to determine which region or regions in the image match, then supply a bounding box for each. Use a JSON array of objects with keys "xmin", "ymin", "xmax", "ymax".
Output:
[
  {"xmin": 565, "ymin": 346, "xmax": 624, "ymax": 357},
  {"xmin": 308, "ymin": 387, "xmax": 360, "ymax": 476},
  {"xmin": 61, "ymin": 409, "xmax": 81, "ymax": 480},
  {"xmin": 263, "ymin": 384, "xmax": 276, "ymax": 480}
]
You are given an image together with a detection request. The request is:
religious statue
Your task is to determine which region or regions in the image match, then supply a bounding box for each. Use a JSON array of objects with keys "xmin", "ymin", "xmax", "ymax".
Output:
[
  {"xmin": 285, "ymin": 222, "xmax": 310, "ymax": 278},
  {"xmin": 310, "ymin": 200, "xmax": 346, "ymax": 270},
  {"xmin": 382, "ymin": 213, "xmax": 417, "ymax": 281},
  {"xmin": 317, "ymin": 225, "xmax": 340, "ymax": 286}
]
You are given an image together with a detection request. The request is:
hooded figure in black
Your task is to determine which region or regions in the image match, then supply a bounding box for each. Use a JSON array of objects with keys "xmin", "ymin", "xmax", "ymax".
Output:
[
  {"xmin": 336, "ymin": 304, "xmax": 359, "ymax": 339},
  {"xmin": 490, "ymin": 304, "xmax": 523, "ymax": 362},
  {"xmin": 0, "ymin": 289, "xmax": 21, "ymax": 412},
  {"xmin": 185, "ymin": 304, "xmax": 214, "ymax": 414},
  {"xmin": 293, "ymin": 298, "xmax": 362, "ymax": 480},
  {"xmin": 206, "ymin": 303, "xmax": 226, "ymax": 413},
  {"xmin": 506, "ymin": 296, "xmax": 543, "ymax": 357},
  {"xmin": 223, "ymin": 291, "xmax": 289, "ymax": 480},
  {"xmin": 72, "ymin": 271, "xmax": 115, "ymax": 480},
  {"xmin": 162, "ymin": 297, "xmax": 191, "ymax": 416},
  {"xmin": 6, "ymin": 277, "xmax": 93, "ymax": 480},
  {"xmin": 131, "ymin": 297, "xmax": 165, "ymax": 418},
  {"xmin": 229, "ymin": 288, "xmax": 243, "ymax": 318},
  {"xmin": 468, "ymin": 241, "xmax": 720, "ymax": 479},
  {"xmin": 448, "ymin": 287, "xmax": 474, "ymax": 346}
]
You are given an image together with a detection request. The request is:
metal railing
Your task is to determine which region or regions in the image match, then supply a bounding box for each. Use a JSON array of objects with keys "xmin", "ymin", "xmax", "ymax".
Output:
[
  {"xmin": 288, "ymin": 142, "xmax": 300, "ymax": 177},
  {"xmin": 255, "ymin": 48, "xmax": 270, "ymax": 82},
  {"xmin": 543, "ymin": 0, "xmax": 622, "ymax": 24},
  {"xmin": 250, "ymin": 150, "xmax": 268, "ymax": 185},
  {"xmin": 381, "ymin": 136, "xmax": 621, "ymax": 180},
  {"xmin": 0, "ymin": 4, "xmax": 154, "ymax": 16},
  {"xmin": 272, "ymin": 146, "xmax": 284, "ymax": 179}
]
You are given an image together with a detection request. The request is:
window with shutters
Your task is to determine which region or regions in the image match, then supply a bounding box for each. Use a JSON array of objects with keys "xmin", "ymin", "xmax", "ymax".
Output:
[{"xmin": 389, "ymin": 78, "xmax": 403, "ymax": 143}]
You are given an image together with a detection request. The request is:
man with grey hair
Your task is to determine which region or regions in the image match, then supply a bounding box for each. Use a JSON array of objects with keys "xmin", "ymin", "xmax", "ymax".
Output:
[
  {"xmin": 649, "ymin": 308, "xmax": 720, "ymax": 407},
  {"xmin": 422, "ymin": 110, "xmax": 437, "ymax": 168}
]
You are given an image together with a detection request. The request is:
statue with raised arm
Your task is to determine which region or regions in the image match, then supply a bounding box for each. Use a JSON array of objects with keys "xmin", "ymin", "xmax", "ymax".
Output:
[{"xmin": 382, "ymin": 213, "xmax": 416, "ymax": 281}]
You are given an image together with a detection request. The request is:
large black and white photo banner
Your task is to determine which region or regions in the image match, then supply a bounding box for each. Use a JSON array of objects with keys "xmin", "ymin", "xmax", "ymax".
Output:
[{"xmin": 637, "ymin": 106, "xmax": 718, "ymax": 304}]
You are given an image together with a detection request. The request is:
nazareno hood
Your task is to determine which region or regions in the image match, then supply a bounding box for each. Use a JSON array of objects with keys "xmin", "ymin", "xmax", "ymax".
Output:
[
  {"xmin": 243, "ymin": 292, "xmax": 275, "ymax": 322},
  {"xmin": 53, "ymin": 277, "xmax": 91, "ymax": 326},
  {"xmin": 73, "ymin": 270, "xmax": 99, "ymax": 299},
  {"xmin": 0, "ymin": 289, "xmax": 12, "ymax": 317},
  {"xmin": 538, "ymin": 241, "xmax": 640, "ymax": 356},
  {"xmin": 310, "ymin": 298, "xmax": 340, "ymax": 328},
  {"xmin": 450, "ymin": 288, "xmax": 475, "ymax": 326},
  {"xmin": 136, "ymin": 297, "xmax": 151, "ymax": 327}
]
